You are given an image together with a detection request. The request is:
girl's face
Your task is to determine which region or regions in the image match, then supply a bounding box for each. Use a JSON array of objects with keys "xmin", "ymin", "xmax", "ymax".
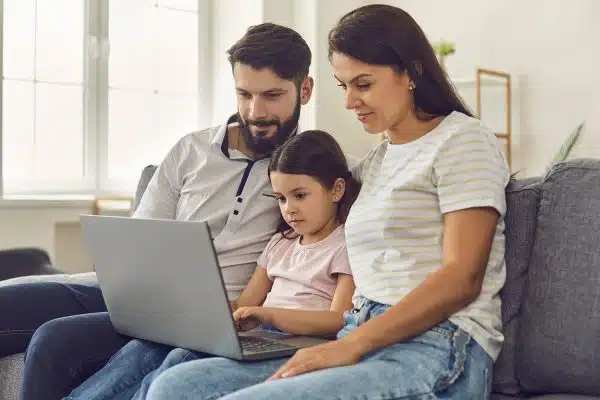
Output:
[
  {"xmin": 330, "ymin": 51, "xmax": 415, "ymax": 138},
  {"xmin": 270, "ymin": 172, "xmax": 344, "ymax": 244}
]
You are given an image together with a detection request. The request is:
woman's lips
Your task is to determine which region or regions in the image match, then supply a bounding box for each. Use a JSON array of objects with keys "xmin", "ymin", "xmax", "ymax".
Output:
[{"xmin": 357, "ymin": 112, "xmax": 373, "ymax": 122}]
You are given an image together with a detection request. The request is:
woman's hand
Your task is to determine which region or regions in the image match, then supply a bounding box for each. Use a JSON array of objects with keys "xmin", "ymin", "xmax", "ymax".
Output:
[
  {"xmin": 268, "ymin": 339, "xmax": 363, "ymax": 380},
  {"xmin": 233, "ymin": 306, "xmax": 272, "ymax": 331}
]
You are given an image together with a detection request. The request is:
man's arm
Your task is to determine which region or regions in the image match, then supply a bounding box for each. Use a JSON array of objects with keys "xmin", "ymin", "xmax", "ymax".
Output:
[{"xmin": 132, "ymin": 147, "xmax": 181, "ymax": 220}]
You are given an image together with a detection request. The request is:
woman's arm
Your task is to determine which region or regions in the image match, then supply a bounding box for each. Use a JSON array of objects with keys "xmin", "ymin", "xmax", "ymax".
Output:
[
  {"xmin": 231, "ymin": 267, "xmax": 273, "ymax": 311},
  {"xmin": 236, "ymin": 274, "xmax": 355, "ymax": 336},
  {"xmin": 268, "ymin": 207, "xmax": 498, "ymax": 380},
  {"xmin": 340, "ymin": 207, "xmax": 498, "ymax": 355}
]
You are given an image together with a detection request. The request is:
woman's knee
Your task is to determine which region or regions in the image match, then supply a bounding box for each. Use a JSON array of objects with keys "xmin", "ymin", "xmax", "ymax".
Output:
[
  {"xmin": 146, "ymin": 362, "xmax": 193, "ymax": 399},
  {"xmin": 147, "ymin": 358, "xmax": 234, "ymax": 399}
]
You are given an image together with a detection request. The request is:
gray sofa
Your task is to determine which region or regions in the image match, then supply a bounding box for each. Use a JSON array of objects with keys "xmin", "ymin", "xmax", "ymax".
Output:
[
  {"xmin": 1, "ymin": 159, "xmax": 600, "ymax": 399},
  {"xmin": 0, "ymin": 165, "xmax": 158, "ymax": 400}
]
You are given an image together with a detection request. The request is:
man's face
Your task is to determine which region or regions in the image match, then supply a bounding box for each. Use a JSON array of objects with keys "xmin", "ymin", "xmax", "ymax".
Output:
[{"xmin": 233, "ymin": 63, "xmax": 312, "ymax": 156}]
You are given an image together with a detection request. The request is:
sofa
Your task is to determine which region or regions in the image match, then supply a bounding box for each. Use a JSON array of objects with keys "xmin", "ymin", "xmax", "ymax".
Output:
[
  {"xmin": 0, "ymin": 165, "xmax": 158, "ymax": 400},
  {"xmin": 1, "ymin": 159, "xmax": 600, "ymax": 399}
]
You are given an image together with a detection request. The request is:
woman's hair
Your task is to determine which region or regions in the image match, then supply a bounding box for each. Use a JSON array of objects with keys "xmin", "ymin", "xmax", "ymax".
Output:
[
  {"xmin": 328, "ymin": 4, "xmax": 473, "ymax": 119},
  {"xmin": 268, "ymin": 130, "xmax": 361, "ymax": 236}
]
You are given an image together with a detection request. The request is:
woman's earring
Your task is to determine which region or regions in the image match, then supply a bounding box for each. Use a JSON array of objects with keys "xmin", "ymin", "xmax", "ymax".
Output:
[{"xmin": 408, "ymin": 83, "xmax": 415, "ymax": 91}]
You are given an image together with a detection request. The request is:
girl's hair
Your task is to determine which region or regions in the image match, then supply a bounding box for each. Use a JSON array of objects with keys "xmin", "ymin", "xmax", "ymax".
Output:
[
  {"xmin": 268, "ymin": 130, "xmax": 361, "ymax": 236},
  {"xmin": 328, "ymin": 4, "xmax": 473, "ymax": 120}
]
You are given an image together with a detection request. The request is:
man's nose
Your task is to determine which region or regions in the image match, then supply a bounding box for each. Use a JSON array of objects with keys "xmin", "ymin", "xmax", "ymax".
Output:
[{"xmin": 249, "ymin": 98, "xmax": 268, "ymax": 121}]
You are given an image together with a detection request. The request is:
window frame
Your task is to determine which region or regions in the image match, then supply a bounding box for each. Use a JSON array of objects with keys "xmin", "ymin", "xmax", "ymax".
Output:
[{"xmin": 0, "ymin": 0, "xmax": 211, "ymax": 198}]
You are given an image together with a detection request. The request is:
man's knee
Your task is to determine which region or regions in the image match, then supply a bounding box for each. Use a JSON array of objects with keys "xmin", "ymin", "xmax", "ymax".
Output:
[
  {"xmin": 25, "ymin": 313, "xmax": 112, "ymax": 361},
  {"xmin": 26, "ymin": 317, "xmax": 74, "ymax": 361}
]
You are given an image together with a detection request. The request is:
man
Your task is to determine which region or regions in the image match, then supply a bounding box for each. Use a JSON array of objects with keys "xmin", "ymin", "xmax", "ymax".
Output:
[{"xmin": 0, "ymin": 23, "xmax": 314, "ymax": 400}]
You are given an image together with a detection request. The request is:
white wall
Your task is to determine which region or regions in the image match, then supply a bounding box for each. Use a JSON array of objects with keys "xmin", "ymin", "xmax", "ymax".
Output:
[
  {"xmin": 384, "ymin": 0, "xmax": 599, "ymax": 177},
  {"xmin": 301, "ymin": 0, "xmax": 381, "ymax": 157},
  {"xmin": 210, "ymin": 0, "xmax": 379, "ymax": 157},
  {"xmin": 3, "ymin": 0, "xmax": 599, "ymax": 266},
  {"xmin": 0, "ymin": 204, "xmax": 90, "ymax": 272}
]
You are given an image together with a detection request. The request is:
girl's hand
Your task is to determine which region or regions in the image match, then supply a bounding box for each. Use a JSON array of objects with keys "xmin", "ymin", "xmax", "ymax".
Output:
[
  {"xmin": 233, "ymin": 306, "xmax": 271, "ymax": 331},
  {"xmin": 268, "ymin": 339, "xmax": 363, "ymax": 380}
]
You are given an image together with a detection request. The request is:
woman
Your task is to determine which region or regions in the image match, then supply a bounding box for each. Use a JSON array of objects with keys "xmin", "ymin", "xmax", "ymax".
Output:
[{"xmin": 146, "ymin": 5, "xmax": 510, "ymax": 399}]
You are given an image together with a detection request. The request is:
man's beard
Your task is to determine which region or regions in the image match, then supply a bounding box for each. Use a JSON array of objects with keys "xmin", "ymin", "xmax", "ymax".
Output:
[{"xmin": 237, "ymin": 97, "xmax": 301, "ymax": 157}]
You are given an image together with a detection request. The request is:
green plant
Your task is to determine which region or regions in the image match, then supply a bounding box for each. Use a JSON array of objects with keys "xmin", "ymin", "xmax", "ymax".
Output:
[
  {"xmin": 432, "ymin": 40, "xmax": 456, "ymax": 68},
  {"xmin": 545, "ymin": 122, "xmax": 585, "ymax": 173}
]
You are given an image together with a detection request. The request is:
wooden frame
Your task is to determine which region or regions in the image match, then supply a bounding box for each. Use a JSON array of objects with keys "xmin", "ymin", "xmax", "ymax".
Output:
[
  {"xmin": 476, "ymin": 68, "xmax": 512, "ymax": 170},
  {"xmin": 91, "ymin": 196, "xmax": 135, "ymax": 215}
]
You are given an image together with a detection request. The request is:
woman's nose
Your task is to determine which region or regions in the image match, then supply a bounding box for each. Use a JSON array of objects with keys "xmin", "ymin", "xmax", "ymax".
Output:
[{"xmin": 344, "ymin": 89, "xmax": 359, "ymax": 110}]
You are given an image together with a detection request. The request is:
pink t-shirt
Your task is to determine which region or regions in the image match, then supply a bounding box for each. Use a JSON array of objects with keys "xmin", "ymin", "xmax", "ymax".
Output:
[{"xmin": 257, "ymin": 225, "xmax": 352, "ymax": 311}]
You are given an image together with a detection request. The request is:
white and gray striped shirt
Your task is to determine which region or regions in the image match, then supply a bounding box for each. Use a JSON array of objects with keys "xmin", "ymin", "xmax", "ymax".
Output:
[{"xmin": 347, "ymin": 111, "xmax": 509, "ymax": 360}]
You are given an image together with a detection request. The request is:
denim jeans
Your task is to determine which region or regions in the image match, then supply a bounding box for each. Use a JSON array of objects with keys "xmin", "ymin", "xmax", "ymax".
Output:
[
  {"xmin": 147, "ymin": 300, "xmax": 494, "ymax": 400},
  {"xmin": 65, "ymin": 339, "xmax": 205, "ymax": 400},
  {"xmin": 0, "ymin": 282, "xmax": 106, "ymax": 357},
  {"xmin": 65, "ymin": 325, "xmax": 283, "ymax": 400},
  {"xmin": 21, "ymin": 312, "xmax": 130, "ymax": 400}
]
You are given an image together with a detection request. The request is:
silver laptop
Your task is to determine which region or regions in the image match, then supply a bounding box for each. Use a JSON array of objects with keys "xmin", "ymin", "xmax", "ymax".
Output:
[{"xmin": 79, "ymin": 215, "xmax": 328, "ymax": 361}]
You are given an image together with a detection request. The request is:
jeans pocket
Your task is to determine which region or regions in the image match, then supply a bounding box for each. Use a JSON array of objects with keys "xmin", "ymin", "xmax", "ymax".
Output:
[
  {"xmin": 432, "ymin": 326, "xmax": 472, "ymax": 393},
  {"xmin": 336, "ymin": 311, "xmax": 359, "ymax": 340}
]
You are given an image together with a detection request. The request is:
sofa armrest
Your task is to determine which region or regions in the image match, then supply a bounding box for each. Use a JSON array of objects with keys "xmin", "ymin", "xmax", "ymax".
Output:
[{"xmin": 0, "ymin": 248, "xmax": 63, "ymax": 281}]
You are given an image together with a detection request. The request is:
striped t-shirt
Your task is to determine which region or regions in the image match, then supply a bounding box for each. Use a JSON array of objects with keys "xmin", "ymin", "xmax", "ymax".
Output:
[{"xmin": 346, "ymin": 111, "xmax": 510, "ymax": 360}]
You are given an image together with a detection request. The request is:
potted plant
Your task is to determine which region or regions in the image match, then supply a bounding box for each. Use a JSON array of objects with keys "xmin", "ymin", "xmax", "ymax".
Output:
[{"xmin": 432, "ymin": 39, "xmax": 456, "ymax": 69}]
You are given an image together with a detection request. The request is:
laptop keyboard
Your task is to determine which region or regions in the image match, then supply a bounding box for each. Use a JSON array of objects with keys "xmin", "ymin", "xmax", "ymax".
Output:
[{"xmin": 239, "ymin": 336, "xmax": 297, "ymax": 353}]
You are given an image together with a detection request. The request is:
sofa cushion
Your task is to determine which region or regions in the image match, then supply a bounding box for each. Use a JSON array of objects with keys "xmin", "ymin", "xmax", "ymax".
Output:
[
  {"xmin": 530, "ymin": 396, "xmax": 600, "ymax": 400},
  {"xmin": 0, "ymin": 353, "xmax": 24, "ymax": 400},
  {"xmin": 493, "ymin": 177, "xmax": 541, "ymax": 395},
  {"xmin": 491, "ymin": 394, "xmax": 524, "ymax": 400},
  {"xmin": 0, "ymin": 272, "xmax": 97, "ymax": 288},
  {"xmin": 517, "ymin": 159, "xmax": 600, "ymax": 395}
]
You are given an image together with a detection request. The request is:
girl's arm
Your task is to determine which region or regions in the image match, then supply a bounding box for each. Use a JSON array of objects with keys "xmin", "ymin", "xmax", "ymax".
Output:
[
  {"xmin": 237, "ymin": 273, "xmax": 355, "ymax": 336},
  {"xmin": 230, "ymin": 267, "xmax": 273, "ymax": 312}
]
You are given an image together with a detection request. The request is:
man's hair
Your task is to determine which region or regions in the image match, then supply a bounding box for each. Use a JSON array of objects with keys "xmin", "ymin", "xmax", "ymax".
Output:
[{"xmin": 227, "ymin": 23, "xmax": 311, "ymax": 86}]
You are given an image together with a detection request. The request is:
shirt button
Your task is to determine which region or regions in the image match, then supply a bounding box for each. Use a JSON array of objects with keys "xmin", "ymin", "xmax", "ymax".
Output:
[
  {"xmin": 233, "ymin": 210, "xmax": 239, "ymax": 215},
  {"xmin": 237, "ymin": 198, "xmax": 243, "ymax": 203}
]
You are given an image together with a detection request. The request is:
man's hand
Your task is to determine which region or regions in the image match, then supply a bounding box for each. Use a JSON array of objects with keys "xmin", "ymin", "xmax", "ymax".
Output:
[
  {"xmin": 268, "ymin": 339, "xmax": 363, "ymax": 380},
  {"xmin": 232, "ymin": 306, "xmax": 272, "ymax": 331}
]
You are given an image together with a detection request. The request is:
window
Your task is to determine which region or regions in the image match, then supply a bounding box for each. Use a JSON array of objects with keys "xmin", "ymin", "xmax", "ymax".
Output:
[{"xmin": 1, "ymin": 0, "xmax": 207, "ymax": 197}]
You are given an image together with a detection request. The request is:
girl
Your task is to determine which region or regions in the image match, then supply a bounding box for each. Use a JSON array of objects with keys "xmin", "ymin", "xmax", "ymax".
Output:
[
  {"xmin": 64, "ymin": 130, "xmax": 360, "ymax": 399},
  {"xmin": 147, "ymin": 4, "xmax": 510, "ymax": 400}
]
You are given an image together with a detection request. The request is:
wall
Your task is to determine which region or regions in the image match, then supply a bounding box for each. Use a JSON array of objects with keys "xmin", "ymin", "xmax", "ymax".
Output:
[
  {"xmin": 210, "ymin": 0, "xmax": 380, "ymax": 157},
  {"xmin": 384, "ymin": 0, "xmax": 599, "ymax": 177},
  {"xmin": 3, "ymin": 0, "xmax": 599, "ymax": 265},
  {"xmin": 0, "ymin": 204, "xmax": 91, "ymax": 272}
]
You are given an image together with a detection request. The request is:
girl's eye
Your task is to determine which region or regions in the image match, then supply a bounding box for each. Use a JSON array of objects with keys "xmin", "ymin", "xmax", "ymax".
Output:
[
  {"xmin": 276, "ymin": 196, "xmax": 286, "ymax": 203},
  {"xmin": 336, "ymin": 83, "xmax": 347, "ymax": 91},
  {"xmin": 295, "ymin": 193, "xmax": 306, "ymax": 200},
  {"xmin": 356, "ymin": 83, "xmax": 371, "ymax": 90}
]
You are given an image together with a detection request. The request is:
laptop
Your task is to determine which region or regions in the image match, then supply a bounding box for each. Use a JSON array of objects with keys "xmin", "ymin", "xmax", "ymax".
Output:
[{"xmin": 79, "ymin": 214, "xmax": 328, "ymax": 361}]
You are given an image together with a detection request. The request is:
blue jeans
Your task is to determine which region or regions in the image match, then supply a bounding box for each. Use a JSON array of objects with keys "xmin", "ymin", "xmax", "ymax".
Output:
[
  {"xmin": 0, "ymin": 282, "xmax": 106, "ymax": 357},
  {"xmin": 21, "ymin": 312, "xmax": 130, "ymax": 400},
  {"xmin": 65, "ymin": 325, "xmax": 284, "ymax": 400},
  {"xmin": 65, "ymin": 339, "xmax": 205, "ymax": 400},
  {"xmin": 146, "ymin": 300, "xmax": 494, "ymax": 399}
]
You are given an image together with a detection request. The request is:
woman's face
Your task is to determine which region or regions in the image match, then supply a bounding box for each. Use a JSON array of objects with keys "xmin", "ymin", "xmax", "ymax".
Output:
[{"xmin": 330, "ymin": 51, "xmax": 414, "ymax": 136}]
